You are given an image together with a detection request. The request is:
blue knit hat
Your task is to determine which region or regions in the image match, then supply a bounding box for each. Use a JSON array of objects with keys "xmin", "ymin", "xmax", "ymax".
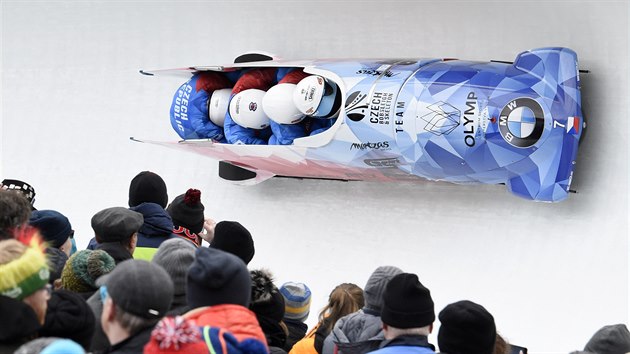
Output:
[
  {"xmin": 280, "ymin": 281, "xmax": 311, "ymax": 322},
  {"xmin": 29, "ymin": 210, "xmax": 72, "ymax": 249}
]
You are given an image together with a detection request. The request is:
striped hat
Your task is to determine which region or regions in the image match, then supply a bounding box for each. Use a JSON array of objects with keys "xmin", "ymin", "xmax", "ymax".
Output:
[
  {"xmin": 0, "ymin": 233, "xmax": 49, "ymax": 300},
  {"xmin": 279, "ymin": 282, "xmax": 311, "ymax": 322}
]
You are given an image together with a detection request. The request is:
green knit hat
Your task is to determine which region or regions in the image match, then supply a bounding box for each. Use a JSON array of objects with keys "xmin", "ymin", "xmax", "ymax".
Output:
[{"xmin": 61, "ymin": 249, "xmax": 115, "ymax": 293}]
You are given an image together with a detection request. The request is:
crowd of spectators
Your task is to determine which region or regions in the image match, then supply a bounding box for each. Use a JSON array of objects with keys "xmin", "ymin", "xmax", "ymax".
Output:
[{"xmin": 0, "ymin": 175, "xmax": 628, "ymax": 354}]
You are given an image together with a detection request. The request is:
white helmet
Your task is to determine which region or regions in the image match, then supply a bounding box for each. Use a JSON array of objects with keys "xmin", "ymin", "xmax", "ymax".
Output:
[
  {"xmin": 208, "ymin": 88, "xmax": 232, "ymax": 127},
  {"xmin": 293, "ymin": 75, "xmax": 339, "ymax": 118},
  {"xmin": 262, "ymin": 84, "xmax": 305, "ymax": 124},
  {"xmin": 229, "ymin": 89, "xmax": 270, "ymax": 129}
]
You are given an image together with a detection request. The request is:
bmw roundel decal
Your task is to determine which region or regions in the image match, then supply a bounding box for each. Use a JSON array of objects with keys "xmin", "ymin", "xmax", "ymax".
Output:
[{"xmin": 498, "ymin": 98, "xmax": 545, "ymax": 148}]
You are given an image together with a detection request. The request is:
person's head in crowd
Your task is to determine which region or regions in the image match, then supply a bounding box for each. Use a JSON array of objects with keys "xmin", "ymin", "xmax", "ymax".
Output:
[
  {"xmin": 280, "ymin": 281, "xmax": 311, "ymax": 323},
  {"xmin": 492, "ymin": 334, "xmax": 509, "ymax": 354},
  {"xmin": 28, "ymin": 210, "xmax": 74, "ymax": 257},
  {"xmin": 61, "ymin": 249, "xmax": 115, "ymax": 295},
  {"xmin": 152, "ymin": 238, "xmax": 196, "ymax": 314},
  {"xmin": 1, "ymin": 179, "xmax": 36, "ymax": 209},
  {"xmin": 380, "ymin": 273, "xmax": 435, "ymax": 339},
  {"xmin": 128, "ymin": 171, "xmax": 168, "ymax": 208},
  {"xmin": 319, "ymin": 282, "xmax": 364, "ymax": 334},
  {"xmin": 364, "ymin": 265, "xmax": 403, "ymax": 314},
  {"xmin": 249, "ymin": 269, "xmax": 288, "ymax": 348},
  {"xmin": 99, "ymin": 259, "xmax": 174, "ymax": 348},
  {"xmin": 0, "ymin": 189, "xmax": 32, "ymax": 240},
  {"xmin": 166, "ymin": 188, "xmax": 205, "ymax": 247},
  {"xmin": 38, "ymin": 289, "xmax": 96, "ymax": 350},
  {"xmin": 582, "ymin": 323, "xmax": 630, "ymax": 354},
  {"xmin": 91, "ymin": 207, "xmax": 143, "ymax": 254},
  {"xmin": 437, "ymin": 300, "xmax": 496, "ymax": 354},
  {"xmin": 14, "ymin": 337, "xmax": 85, "ymax": 354},
  {"xmin": 0, "ymin": 234, "xmax": 51, "ymax": 325},
  {"xmin": 187, "ymin": 247, "xmax": 251, "ymax": 309},
  {"xmin": 210, "ymin": 221, "xmax": 255, "ymax": 265},
  {"xmin": 45, "ymin": 247, "xmax": 68, "ymax": 286},
  {"xmin": 143, "ymin": 316, "xmax": 269, "ymax": 354}
]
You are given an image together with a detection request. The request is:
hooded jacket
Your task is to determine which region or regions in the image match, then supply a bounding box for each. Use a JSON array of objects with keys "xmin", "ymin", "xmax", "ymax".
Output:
[
  {"xmin": 322, "ymin": 309, "xmax": 384, "ymax": 354},
  {"xmin": 129, "ymin": 202, "xmax": 176, "ymax": 260},
  {"xmin": 185, "ymin": 304, "xmax": 268, "ymax": 346}
]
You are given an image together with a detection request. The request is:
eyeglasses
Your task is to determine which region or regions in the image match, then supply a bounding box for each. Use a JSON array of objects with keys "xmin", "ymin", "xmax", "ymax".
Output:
[
  {"xmin": 99, "ymin": 285, "xmax": 109, "ymax": 303},
  {"xmin": 44, "ymin": 284, "xmax": 52, "ymax": 297}
]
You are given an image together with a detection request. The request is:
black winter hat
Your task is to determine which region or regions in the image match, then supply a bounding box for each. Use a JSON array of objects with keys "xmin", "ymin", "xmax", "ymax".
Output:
[
  {"xmin": 381, "ymin": 273, "xmax": 435, "ymax": 329},
  {"xmin": 39, "ymin": 289, "xmax": 96, "ymax": 350},
  {"xmin": 167, "ymin": 189, "xmax": 205, "ymax": 234},
  {"xmin": 29, "ymin": 210, "xmax": 72, "ymax": 249},
  {"xmin": 437, "ymin": 300, "xmax": 497, "ymax": 354},
  {"xmin": 250, "ymin": 269, "xmax": 286, "ymax": 322},
  {"xmin": 187, "ymin": 247, "xmax": 251, "ymax": 308},
  {"xmin": 128, "ymin": 171, "xmax": 168, "ymax": 208},
  {"xmin": 210, "ymin": 221, "xmax": 255, "ymax": 265}
]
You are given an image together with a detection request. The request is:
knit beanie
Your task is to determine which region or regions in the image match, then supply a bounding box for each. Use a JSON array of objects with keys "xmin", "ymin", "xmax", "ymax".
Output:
[
  {"xmin": 61, "ymin": 249, "xmax": 115, "ymax": 293},
  {"xmin": 437, "ymin": 300, "xmax": 497, "ymax": 354},
  {"xmin": 144, "ymin": 316, "xmax": 269, "ymax": 354},
  {"xmin": 153, "ymin": 238, "xmax": 196, "ymax": 297},
  {"xmin": 210, "ymin": 221, "xmax": 255, "ymax": 265},
  {"xmin": 39, "ymin": 289, "xmax": 96, "ymax": 349},
  {"xmin": 280, "ymin": 282, "xmax": 311, "ymax": 322},
  {"xmin": 29, "ymin": 210, "xmax": 72, "ymax": 249},
  {"xmin": 167, "ymin": 189, "xmax": 205, "ymax": 234},
  {"xmin": 364, "ymin": 266, "xmax": 403, "ymax": 313},
  {"xmin": 0, "ymin": 234, "xmax": 50, "ymax": 300},
  {"xmin": 584, "ymin": 324, "xmax": 630, "ymax": 354},
  {"xmin": 128, "ymin": 171, "xmax": 168, "ymax": 208},
  {"xmin": 15, "ymin": 338, "xmax": 85, "ymax": 354},
  {"xmin": 45, "ymin": 247, "xmax": 68, "ymax": 285},
  {"xmin": 187, "ymin": 247, "xmax": 251, "ymax": 308},
  {"xmin": 381, "ymin": 273, "xmax": 434, "ymax": 329}
]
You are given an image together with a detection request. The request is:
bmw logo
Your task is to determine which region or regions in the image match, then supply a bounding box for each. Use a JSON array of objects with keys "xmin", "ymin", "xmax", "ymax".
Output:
[{"xmin": 498, "ymin": 98, "xmax": 545, "ymax": 148}]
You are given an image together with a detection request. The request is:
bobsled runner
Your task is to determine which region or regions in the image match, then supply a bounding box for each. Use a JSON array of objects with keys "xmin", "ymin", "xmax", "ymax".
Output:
[{"xmin": 137, "ymin": 47, "xmax": 585, "ymax": 202}]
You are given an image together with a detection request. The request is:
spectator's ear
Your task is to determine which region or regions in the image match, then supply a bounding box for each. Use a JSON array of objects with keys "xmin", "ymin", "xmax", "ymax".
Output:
[
  {"xmin": 429, "ymin": 323, "xmax": 433, "ymax": 333},
  {"xmin": 128, "ymin": 233, "xmax": 138, "ymax": 252},
  {"xmin": 53, "ymin": 278, "xmax": 62, "ymax": 290}
]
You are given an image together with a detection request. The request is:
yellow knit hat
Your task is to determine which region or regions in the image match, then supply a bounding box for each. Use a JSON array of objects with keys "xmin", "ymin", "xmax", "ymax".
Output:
[{"xmin": 0, "ymin": 232, "xmax": 49, "ymax": 300}]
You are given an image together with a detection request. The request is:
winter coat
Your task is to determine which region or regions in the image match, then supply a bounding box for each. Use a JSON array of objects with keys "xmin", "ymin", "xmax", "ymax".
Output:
[
  {"xmin": 284, "ymin": 319, "xmax": 308, "ymax": 352},
  {"xmin": 130, "ymin": 202, "xmax": 176, "ymax": 261},
  {"xmin": 170, "ymin": 72, "xmax": 233, "ymax": 141},
  {"xmin": 322, "ymin": 309, "xmax": 384, "ymax": 354},
  {"xmin": 87, "ymin": 290, "xmax": 109, "ymax": 354},
  {"xmin": 185, "ymin": 304, "xmax": 268, "ymax": 345},
  {"xmin": 38, "ymin": 289, "xmax": 95, "ymax": 350},
  {"xmin": 0, "ymin": 295, "xmax": 41, "ymax": 354},
  {"xmin": 96, "ymin": 242, "xmax": 133, "ymax": 264},
  {"xmin": 104, "ymin": 326, "xmax": 153, "ymax": 354},
  {"xmin": 268, "ymin": 118, "xmax": 334, "ymax": 145},
  {"xmin": 290, "ymin": 322, "xmax": 328, "ymax": 354},
  {"xmin": 369, "ymin": 335, "xmax": 435, "ymax": 354}
]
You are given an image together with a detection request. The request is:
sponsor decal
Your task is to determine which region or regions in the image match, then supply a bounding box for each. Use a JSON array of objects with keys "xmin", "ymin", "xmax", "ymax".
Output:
[
  {"xmin": 498, "ymin": 97, "xmax": 545, "ymax": 148},
  {"xmin": 356, "ymin": 68, "xmax": 400, "ymax": 77},
  {"xmin": 345, "ymin": 91, "xmax": 369, "ymax": 122},
  {"xmin": 364, "ymin": 158, "xmax": 399, "ymax": 168},
  {"xmin": 368, "ymin": 92, "xmax": 393, "ymax": 125},
  {"xmin": 462, "ymin": 92, "xmax": 477, "ymax": 147},
  {"xmin": 419, "ymin": 101, "xmax": 461, "ymax": 136},
  {"xmin": 248, "ymin": 102, "xmax": 257, "ymax": 112},
  {"xmin": 350, "ymin": 141, "xmax": 390, "ymax": 150}
]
